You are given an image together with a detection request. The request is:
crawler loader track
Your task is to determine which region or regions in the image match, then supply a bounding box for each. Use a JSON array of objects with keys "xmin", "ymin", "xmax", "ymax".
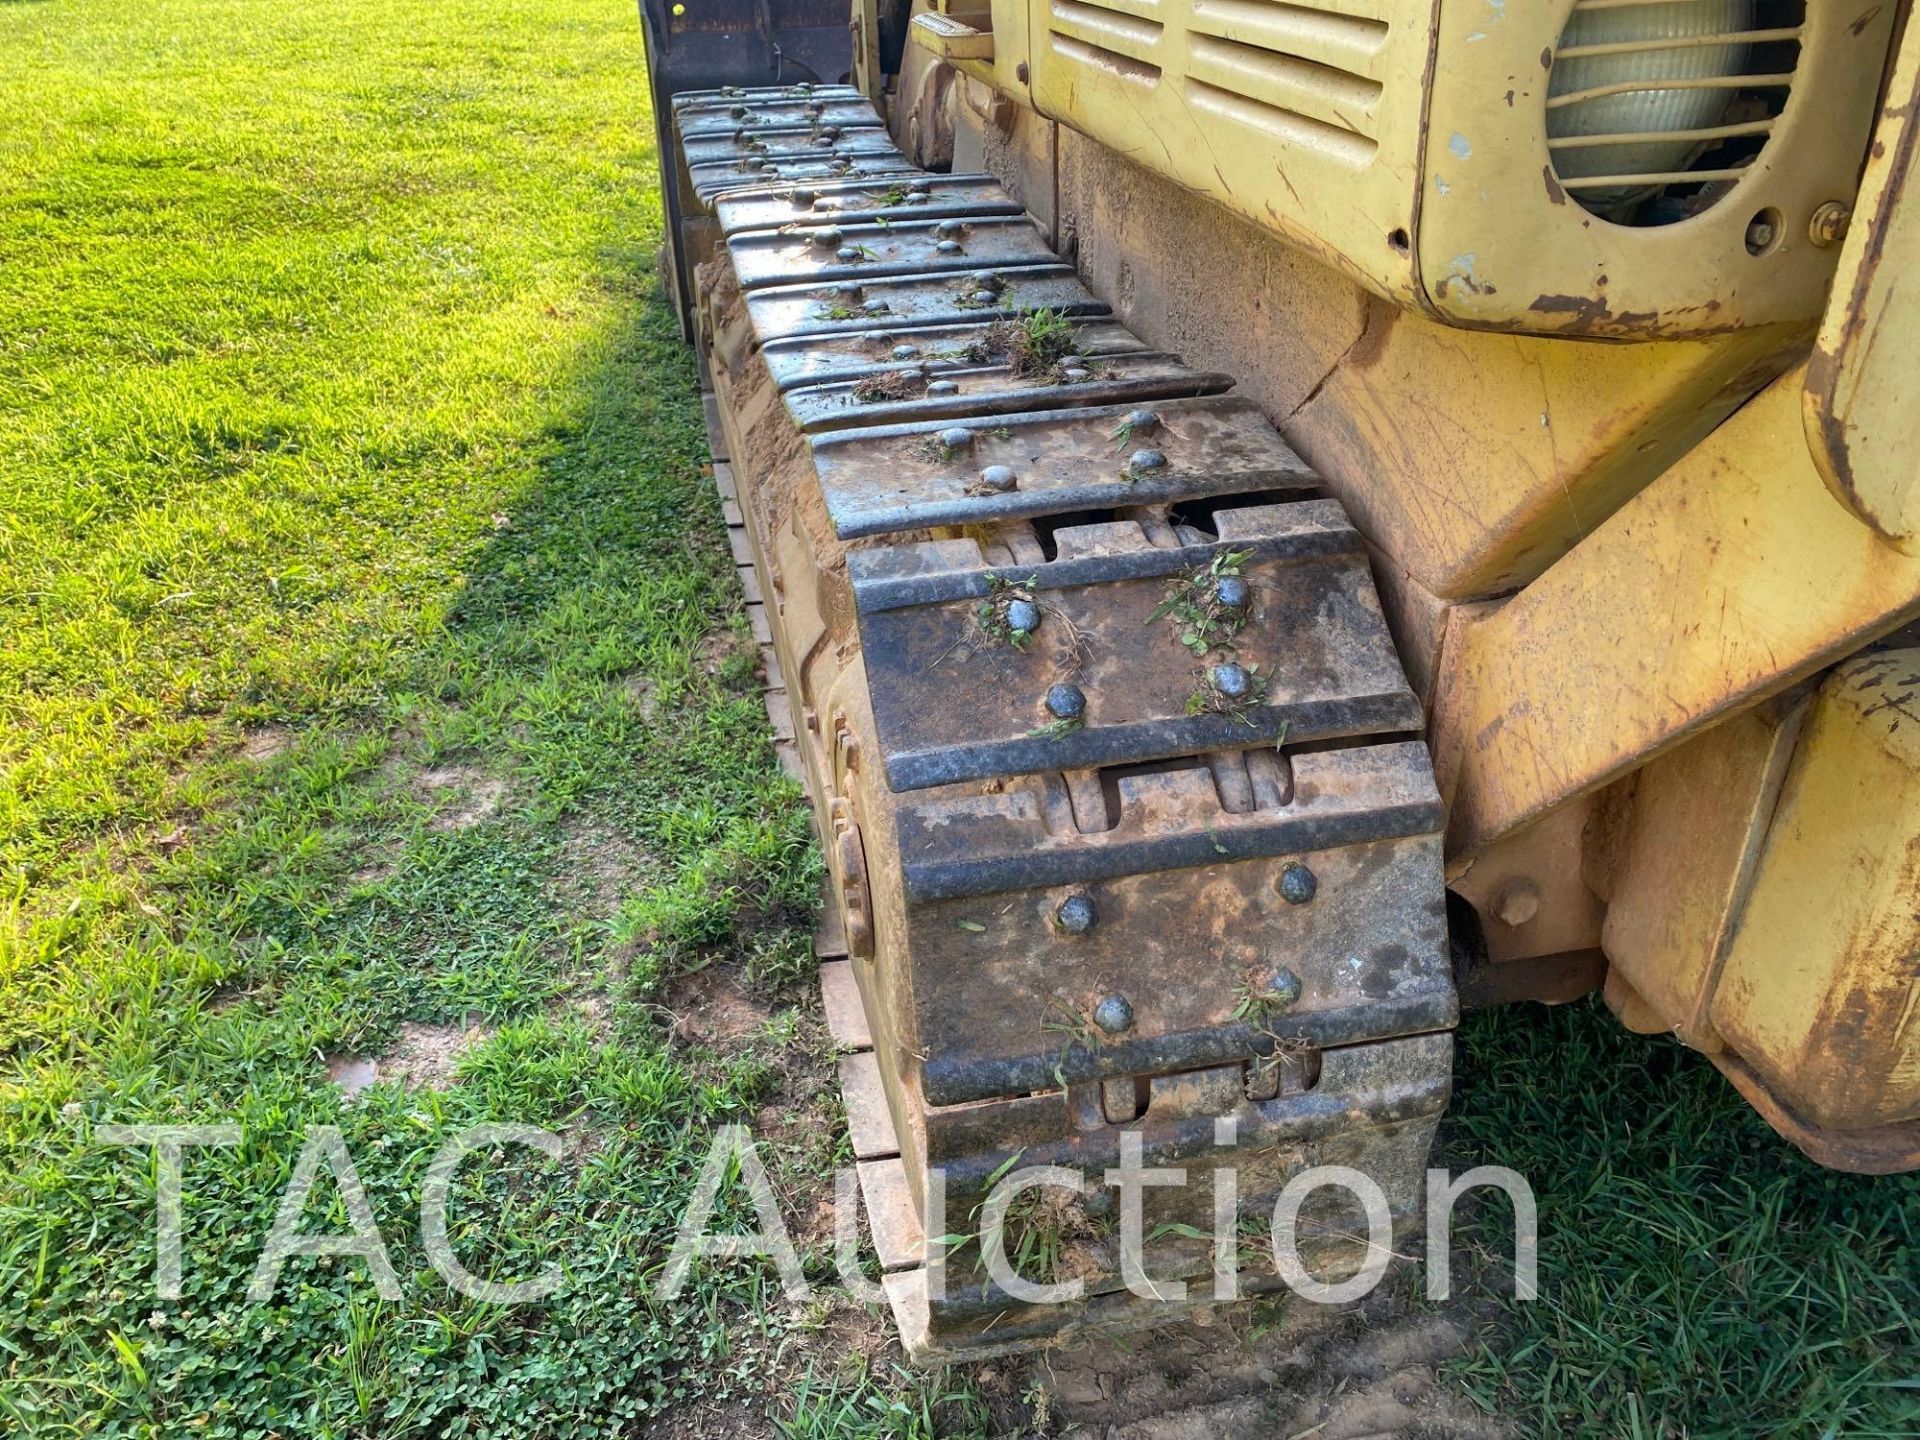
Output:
[{"xmin": 669, "ymin": 84, "xmax": 1457, "ymax": 1362}]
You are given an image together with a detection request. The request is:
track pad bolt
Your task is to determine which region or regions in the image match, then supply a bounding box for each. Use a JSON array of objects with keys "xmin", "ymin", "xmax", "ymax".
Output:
[
  {"xmin": 729, "ymin": 104, "xmax": 750, "ymax": 118},
  {"xmin": 938, "ymin": 426, "xmax": 975, "ymax": 452},
  {"xmin": 891, "ymin": 343, "xmax": 919, "ymax": 360},
  {"xmin": 909, "ymin": 179, "xmax": 931, "ymax": 195},
  {"xmin": 935, "ymin": 218, "xmax": 967, "ymax": 238},
  {"xmin": 927, "ymin": 380, "xmax": 959, "ymax": 395},
  {"xmin": 833, "ymin": 282, "xmax": 864, "ymax": 300},
  {"xmin": 1128, "ymin": 448, "xmax": 1167, "ymax": 474},
  {"xmin": 1093, "ymin": 994, "xmax": 1133, "ymax": 1033},
  {"xmin": 835, "ymin": 245, "xmax": 862, "ymax": 262},
  {"xmin": 810, "ymin": 226, "xmax": 843, "ymax": 247},
  {"xmin": 1057, "ymin": 894, "xmax": 1099, "ymax": 937},
  {"xmin": 1265, "ymin": 967, "xmax": 1303, "ymax": 1007},
  {"xmin": 936, "ymin": 240, "xmax": 964, "ymax": 255},
  {"xmin": 1124, "ymin": 408, "xmax": 1161, "ymax": 432},
  {"xmin": 968, "ymin": 269, "xmax": 1003, "ymax": 291},
  {"xmin": 790, "ymin": 188, "xmax": 816, "ymax": 207},
  {"xmin": 1211, "ymin": 662, "xmax": 1252, "ymax": 699},
  {"xmin": 1045, "ymin": 682, "xmax": 1086, "ymax": 719},
  {"xmin": 1278, "ymin": 863, "xmax": 1317, "ymax": 906},
  {"xmin": 1214, "ymin": 575, "xmax": 1250, "ymax": 609},
  {"xmin": 1005, "ymin": 598, "xmax": 1040, "ymax": 634},
  {"xmin": 978, "ymin": 464, "xmax": 1018, "ymax": 493},
  {"xmin": 1062, "ymin": 367, "xmax": 1091, "ymax": 383}
]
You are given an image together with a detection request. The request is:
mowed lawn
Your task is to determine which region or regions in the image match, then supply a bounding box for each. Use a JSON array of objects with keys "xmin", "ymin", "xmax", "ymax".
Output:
[{"xmin": 1, "ymin": 1, "xmax": 1918, "ymax": 1438}]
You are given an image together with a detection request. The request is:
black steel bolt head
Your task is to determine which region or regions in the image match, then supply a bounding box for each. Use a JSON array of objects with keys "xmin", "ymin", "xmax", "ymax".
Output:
[
  {"xmin": 935, "ymin": 239, "xmax": 963, "ymax": 255},
  {"xmin": 729, "ymin": 104, "xmax": 749, "ymax": 118},
  {"xmin": 938, "ymin": 426, "xmax": 974, "ymax": 451},
  {"xmin": 891, "ymin": 343, "xmax": 919, "ymax": 360},
  {"xmin": 790, "ymin": 188, "xmax": 816, "ymax": 206},
  {"xmin": 1057, "ymin": 893, "xmax": 1098, "ymax": 936},
  {"xmin": 1045, "ymin": 682, "xmax": 1086, "ymax": 719},
  {"xmin": 909, "ymin": 179, "xmax": 931, "ymax": 194},
  {"xmin": 978, "ymin": 463, "xmax": 1018, "ymax": 492},
  {"xmin": 1005, "ymin": 598, "xmax": 1041, "ymax": 633},
  {"xmin": 1278, "ymin": 863, "xmax": 1318, "ymax": 905},
  {"xmin": 1093, "ymin": 993, "xmax": 1134, "ymax": 1033},
  {"xmin": 1211, "ymin": 662, "xmax": 1252, "ymax": 700},
  {"xmin": 1125, "ymin": 408, "xmax": 1161, "ymax": 431},
  {"xmin": 969, "ymin": 289, "xmax": 998, "ymax": 305},
  {"xmin": 1129, "ymin": 447, "xmax": 1168, "ymax": 472},
  {"xmin": 1062, "ymin": 367, "xmax": 1091, "ymax": 383},
  {"xmin": 926, "ymin": 379, "xmax": 959, "ymax": 395},
  {"xmin": 1265, "ymin": 967, "xmax": 1303, "ymax": 1007},
  {"xmin": 835, "ymin": 245, "xmax": 860, "ymax": 262},
  {"xmin": 935, "ymin": 218, "xmax": 965, "ymax": 238},
  {"xmin": 1214, "ymin": 575, "xmax": 1250, "ymax": 609},
  {"xmin": 811, "ymin": 226, "xmax": 843, "ymax": 247},
  {"xmin": 833, "ymin": 282, "xmax": 863, "ymax": 300}
]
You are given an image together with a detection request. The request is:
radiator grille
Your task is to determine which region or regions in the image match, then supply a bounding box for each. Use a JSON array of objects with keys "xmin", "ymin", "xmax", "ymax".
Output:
[{"xmin": 1547, "ymin": 0, "xmax": 1805, "ymax": 227}]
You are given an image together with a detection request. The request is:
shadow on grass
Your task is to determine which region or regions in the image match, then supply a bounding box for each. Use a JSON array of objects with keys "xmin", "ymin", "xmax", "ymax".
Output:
[
  {"xmin": 1439, "ymin": 996, "xmax": 1920, "ymax": 1437},
  {"xmin": 1, "ymin": 238, "xmax": 839, "ymax": 1435}
]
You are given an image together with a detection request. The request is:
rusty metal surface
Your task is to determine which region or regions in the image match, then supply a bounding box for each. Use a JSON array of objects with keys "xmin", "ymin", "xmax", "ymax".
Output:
[
  {"xmin": 758, "ymin": 317, "xmax": 1148, "ymax": 392},
  {"xmin": 851, "ymin": 502, "xmax": 1420, "ymax": 790},
  {"xmin": 896, "ymin": 796, "xmax": 1450, "ymax": 1105},
  {"xmin": 743, "ymin": 263, "xmax": 1108, "ymax": 340},
  {"xmin": 714, "ymin": 173, "xmax": 1022, "ymax": 236},
  {"xmin": 688, "ymin": 154, "xmax": 919, "ymax": 205},
  {"xmin": 811, "ymin": 395, "xmax": 1317, "ymax": 540},
  {"xmin": 675, "ymin": 97, "xmax": 882, "ymax": 137},
  {"xmin": 1454, "ymin": 949, "xmax": 1607, "ymax": 1011},
  {"xmin": 680, "ymin": 124, "xmax": 896, "ymax": 170},
  {"xmin": 673, "ymin": 96, "xmax": 1464, "ymax": 1356},
  {"xmin": 671, "ymin": 83, "xmax": 862, "ymax": 112},
  {"xmin": 782, "ymin": 352, "xmax": 1231, "ymax": 434},
  {"xmin": 1712, "ymin": 1052, "xmax": 1920, "ymax": 1177},
  {"xmin": 727, "ymin": 214, "xmax": 1057, "ymax": 290}
]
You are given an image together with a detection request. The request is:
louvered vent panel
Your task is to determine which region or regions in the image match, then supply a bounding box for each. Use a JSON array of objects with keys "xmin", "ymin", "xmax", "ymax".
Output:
[
  {"xmin": 1048, "ymin": 0, "xmax": 1165, "ymax": 82},
  {"xmin": 1184, "ymin": 0, "xmax": 1389, "ymax": 163}
]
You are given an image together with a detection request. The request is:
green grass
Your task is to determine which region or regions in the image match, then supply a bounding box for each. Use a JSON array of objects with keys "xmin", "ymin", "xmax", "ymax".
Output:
[
  {"xmin": 1441, "ymin": 1001, "xmax": 1920, "ymax": 1438},
  {"xmin": 1, "ymin": 2, "xmax": 1917, "ymax": 1438},
  {"xmin": 0, "ymin": 1, "xmax": 904, "ymax": 1435}
]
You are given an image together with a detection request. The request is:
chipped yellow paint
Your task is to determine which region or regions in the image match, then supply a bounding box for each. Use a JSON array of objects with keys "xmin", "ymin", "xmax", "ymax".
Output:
[
  {"xmin": 1431, "ymin": 365, "xmax": 1920, "ymax": 858},
  {"xmin": 1598, "ymin": 693, "xmax": 1810, "ymax": 1053},
  {"xmin": 1419, "ymin": 0, "xmax": 1893, "ymax": 337},
  {"xmin": 1709, "ymin": 651, "xmax": 1920, "ymax": 1131},
  {"xmin": 1804, "ymin": 15, "xmax": 1920, "ymax": 553}
]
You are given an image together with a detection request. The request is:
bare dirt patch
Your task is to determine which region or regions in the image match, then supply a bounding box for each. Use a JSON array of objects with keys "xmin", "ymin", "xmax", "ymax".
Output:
[
  {"xmin": 1004, "ymin": 1291, "xmax": 1508, "ymax": 1439},
  {"xmin": 241, "ymin": 725, "xmax": 292, "ymax": 762},
  {"xmin": 619, "ymin": 670, "xmax": 660, "ymax": 721},
  {"xmin": 660, "ymin": 967, "xmax": 775, "ymax": 1048},
  {"xmin": 324, "ymin": 1018, "xmax": 490, "ymax": 1096},
  {"xmin": 556, "ymin": 814, "xmax": 653, "ymax": 918},
  {"xmin": 414, "ymin": 764, "xmax": 508, "ymax": 830}
]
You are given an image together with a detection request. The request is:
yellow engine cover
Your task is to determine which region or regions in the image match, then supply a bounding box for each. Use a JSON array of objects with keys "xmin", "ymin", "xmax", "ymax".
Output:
[{"xmin": 952, "ymin": 0, "xmax": 1901, "ymax": 337}]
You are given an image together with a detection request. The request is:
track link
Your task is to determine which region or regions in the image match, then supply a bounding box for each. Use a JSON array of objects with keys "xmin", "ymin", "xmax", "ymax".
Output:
[{"xmin": 669, "ymin": 84, "xmax": 1457, "ymax": 1362}]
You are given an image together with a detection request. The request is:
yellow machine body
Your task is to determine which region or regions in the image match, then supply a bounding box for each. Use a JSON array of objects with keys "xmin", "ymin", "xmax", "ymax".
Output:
[{"xmin": 893, "ymin": 0, "xmax": 1920, "ymax": 1170}]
